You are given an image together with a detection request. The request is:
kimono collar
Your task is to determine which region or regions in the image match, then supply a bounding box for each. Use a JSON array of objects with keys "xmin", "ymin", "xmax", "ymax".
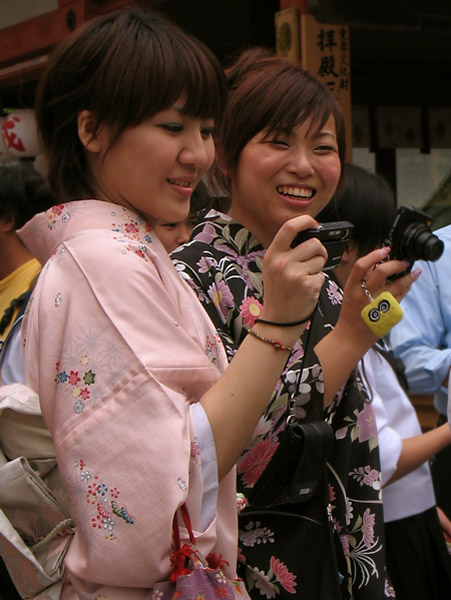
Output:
[
  {"xmin": 17, "ymin": 200, "xmax": 154, "ymax": 265},
  {"xmin": 191, "ymin": 209, "xmax": 265, "ymax": 256}
]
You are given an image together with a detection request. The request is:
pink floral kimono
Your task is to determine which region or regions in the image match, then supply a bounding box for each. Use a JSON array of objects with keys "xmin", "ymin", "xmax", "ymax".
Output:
[{"xmin": 0, "ymin": 200, "xmax": 241, "ymax": 599}]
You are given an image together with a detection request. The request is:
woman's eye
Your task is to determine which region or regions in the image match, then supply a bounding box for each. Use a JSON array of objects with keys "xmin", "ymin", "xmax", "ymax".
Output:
[
  {"xmin": 315, "ymin": 144, "xmax": 337, "ymax": 154},
  {"xmin": 162, "ymin": 223, "xmax": 177, "ymax": 230},
  {"xmin": 160, "ymin": 123, "xmax": 183, "ymax": 133},
  {"xmin": 269, "ymin": 139, "xmax": 290, "ymax": 148},
  {"xmin": 201, "ymin": 127, "xmax": 214, "ymax": 140}
]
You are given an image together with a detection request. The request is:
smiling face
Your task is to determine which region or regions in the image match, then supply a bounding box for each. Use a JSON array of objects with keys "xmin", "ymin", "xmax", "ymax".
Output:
[
  {"xmin": 228, "ymin": 115, "xmax": 341, "ymax": 247},
  {"xmin": 83, "ymin": 98, "xmax": 215, "ymax": 228}
]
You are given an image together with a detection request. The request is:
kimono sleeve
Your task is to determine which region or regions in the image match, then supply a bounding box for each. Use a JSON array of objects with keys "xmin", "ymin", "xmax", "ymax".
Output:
[{"xmin": 22, "ymin": 233, "xmax": 234, "ymax": 592}]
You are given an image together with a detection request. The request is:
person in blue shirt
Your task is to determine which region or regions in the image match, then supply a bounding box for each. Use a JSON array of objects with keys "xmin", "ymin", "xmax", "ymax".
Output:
[{"xmin": 391, "ymin": 224, "xmax": 451, "ymax": 519}]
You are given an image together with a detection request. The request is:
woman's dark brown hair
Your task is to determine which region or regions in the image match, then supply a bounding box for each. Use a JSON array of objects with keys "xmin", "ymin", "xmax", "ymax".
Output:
[
  {"xmin": 212, "ymin": 47, "xmax": 346, "ymax": 195},
  {"xmin": 35, "ymin": 6, "xmax": 226, "ymax": 201}
]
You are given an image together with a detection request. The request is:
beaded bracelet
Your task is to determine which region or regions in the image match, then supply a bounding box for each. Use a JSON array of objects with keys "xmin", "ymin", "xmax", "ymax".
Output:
[
  {"xmin": 254, "ymin": 307, "xmax": 316, "ymax": 328},
  {"xmin": 248, "ymin": 328, "xmax": 293, "ymax": 351}
]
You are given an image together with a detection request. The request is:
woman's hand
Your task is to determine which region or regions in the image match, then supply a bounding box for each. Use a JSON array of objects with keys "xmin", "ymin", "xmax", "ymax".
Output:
[
  {"xmin": 261, "ymin": 215, "xmax": 328, "ymax": 325},
  {"xmin": 315, "ymin": 247, "xmax": 421, "ymax": 406},
  {"xmin": 339, "ymin": 247, "xmax": 421, "ymax": 346}
]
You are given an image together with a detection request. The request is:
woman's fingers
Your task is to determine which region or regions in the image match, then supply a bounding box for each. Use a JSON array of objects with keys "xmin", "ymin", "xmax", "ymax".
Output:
[
  {"xmin": 270, "ymin": 215, "xmax": 319, "ymax": 252},
  {"xmin": 347, "ymin": 246, "xmax": 421, "ymax": 306}
]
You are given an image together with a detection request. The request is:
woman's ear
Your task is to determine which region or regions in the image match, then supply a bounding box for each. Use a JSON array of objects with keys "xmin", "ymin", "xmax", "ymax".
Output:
[
  {"xmin": 77, "ymin": 110, "xmax": 105, "ymax": 153},
  {"xmin": 341, "ymin": 240, "xmax": 357, "ymax": 263},
  {"xmin": 0, "ymin": 215, "xmax": 15, "ymax": 233}
]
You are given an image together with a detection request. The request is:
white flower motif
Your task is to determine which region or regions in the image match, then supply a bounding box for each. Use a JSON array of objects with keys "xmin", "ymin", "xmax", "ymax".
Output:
[
  {"xmin": 250, "ymin": 568, "xmax": 277, "ymax": 599},
  {"xmin": 239, "ymin": 522, "xmax": 274, "ymax": 546},
  {"xmin": 215, "ymin": 571, "xmax": 227, "ymax": 584},
  {"xmin": 80, "ymin": 470, "xmax": 91, "ymax": 483},
  {"xmin": 102, "ymin": 516, "xmax": 115, "ymax": 531}
]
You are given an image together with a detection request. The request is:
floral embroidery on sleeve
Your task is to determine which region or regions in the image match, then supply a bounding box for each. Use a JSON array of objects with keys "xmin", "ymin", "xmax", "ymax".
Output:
[
  {"xmin": 55, "ymin": 358, "xmax": 97, "ymax": 415},
  {"xmin": 75, "ymin": 459, "xmax": 134, "ymax": 540}
]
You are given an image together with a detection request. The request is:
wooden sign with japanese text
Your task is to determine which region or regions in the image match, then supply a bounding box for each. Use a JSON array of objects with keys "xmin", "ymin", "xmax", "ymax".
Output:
[{"xmin": 300, "ymin": 14, "xmax": 352, "ymax": 162}]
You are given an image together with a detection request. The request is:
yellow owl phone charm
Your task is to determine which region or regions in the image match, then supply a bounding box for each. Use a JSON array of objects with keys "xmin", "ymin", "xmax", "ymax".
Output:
[{"xmin": 360, "ymin": 281, "xmax": 403, "ymax": 337}]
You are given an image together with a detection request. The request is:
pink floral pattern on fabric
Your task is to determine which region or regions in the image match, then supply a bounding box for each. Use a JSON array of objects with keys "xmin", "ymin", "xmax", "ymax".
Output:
[
  {"xmin": 75, "ymin": 458, "xmax": 134, "ymax": 541},
  {"xmin": 240, "ymin": 297, "xmax": 263, "ymax": 328},
  {"xmin": 55, "ymin": 358, "xmax": 97, "ymax": 415},
  {"xmin": 244, "ymin": 557, "xmax": 297, "ymax": 597},
  {"xmin": 110, "ymin": 210, "xmax": 153, "ymax": 261},
  {"xmin": 208, "ymin": 280, "xmax": 235, "ymax": 320},
  {"xmin": 237, "ymin": 439, "xmax": 279, "ymax": 488},
  {"xmin": 46, "ymin": 204, "xmax": 65, "ymax": 229},
  {"xmin": 357, "ymin": 402, "xmax": 378, "ymax": 442},
  {"xmin": 270, "ymin": 558, "xmax": 297, "ymax": 594}
]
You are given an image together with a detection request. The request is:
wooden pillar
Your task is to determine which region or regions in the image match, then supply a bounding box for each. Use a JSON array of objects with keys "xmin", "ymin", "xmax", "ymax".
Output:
[{"xmin": 277, "ymin": 0, "xmax": 353, "ymax": 163}]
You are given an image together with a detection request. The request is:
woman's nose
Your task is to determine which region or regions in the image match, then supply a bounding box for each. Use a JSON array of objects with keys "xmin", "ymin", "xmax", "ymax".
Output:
[
  {"xmin": 288, "ymin": 149, "xmax": 314, "ymax": 177},
  {"xmin": 178, "ymin": 133, "xmax": 213, "ymax": 171},
  {"xmin": 176, "ymin": 222, "xmax": 193, "ymax": 245}
]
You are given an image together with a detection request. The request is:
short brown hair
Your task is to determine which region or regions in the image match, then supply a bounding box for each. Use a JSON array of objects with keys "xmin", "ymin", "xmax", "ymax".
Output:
[
  {"xmin": 212, "ymin": 48, "xmax": 345, "ymax": 195},
  {"xmin": 36, "ymin": 7, "xmax": 226, "ymax": 200}
]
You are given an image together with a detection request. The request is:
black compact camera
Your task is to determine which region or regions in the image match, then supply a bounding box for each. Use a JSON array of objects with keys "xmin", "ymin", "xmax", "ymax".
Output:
[
  {"xmin": 387, "ymin": 206, "xmax": 444, "ymax": 278},
  {"xmin": 291, "ymin": 221, "xmax": 354, "ymax": 271}
]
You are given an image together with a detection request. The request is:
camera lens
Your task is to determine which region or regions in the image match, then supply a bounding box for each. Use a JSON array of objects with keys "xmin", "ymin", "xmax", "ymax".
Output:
[{"xmin": 402, "ymin": 224, "xmax": 444, "ymax": 262}]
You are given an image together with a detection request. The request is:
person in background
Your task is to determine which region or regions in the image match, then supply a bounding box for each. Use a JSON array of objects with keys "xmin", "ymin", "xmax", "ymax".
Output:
[
  {"xmin": 319, "ymin": 163, "xmax": 451, "ymax": 600},
  {"xmin": 153, "ymin": 180, "xmax": 211, "ymax": 252},
  {"xmin": 391, "ymin": 223, "xmax": 451, "ymax": 521},
  {"xmin": 172, "ymin": 48, "xmax": 418, "ymax": 599},
  {"xmin": 0, "ymin": 162, "xmax": 55, "ymax": 598},
  {"xmin": 0, "ymin": 8, "xmax": 333, "ymax": 599},
  {"xmin": 0, "ymin": 162, "xmax": 55, "ymax": 382}
]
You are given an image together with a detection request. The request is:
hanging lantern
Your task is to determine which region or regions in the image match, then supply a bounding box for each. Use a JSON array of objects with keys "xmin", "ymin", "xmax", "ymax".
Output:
[
  {"xmin": 0, "ymin": 117, "xmax": 15, "ymax": 162},
  {"xmin": 2, "ymin": 109, "xmax": 42, "ymax": 157}
]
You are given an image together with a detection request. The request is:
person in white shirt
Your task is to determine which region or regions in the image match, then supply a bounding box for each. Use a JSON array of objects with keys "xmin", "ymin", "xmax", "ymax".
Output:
[{"xmin": 318, "ymin": 163, "xmax": 451, "ymax": 600}]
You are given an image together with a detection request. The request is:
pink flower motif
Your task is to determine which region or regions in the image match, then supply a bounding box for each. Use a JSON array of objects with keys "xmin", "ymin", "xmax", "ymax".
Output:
[
  {"xmin": 190, "ymin": 440, "xmax": 200, "ymax": 461},
  {"xmin": 197, "ymin": 255, "xmax": 217, "ymax": 273},
  {"xmin": 68, "ymin": 370, "xmax": 80, "ymax": 386},
  {"xmin": 357, "ymin": 402, "xmax": 377, "ymax": 442},
  {"xmin": 362, "ymin": 508, "xmax": 375, "ymax": 548},
  {"xmin": 349, "ymin": 465, "xmax": 380, "ymax": 488},
  {"xmin": 270, "ymin": 557, "xmax": 297, "ymax": 593},
  {"xmin": 240, "ymin": 296, "xmax": 263, "ymax": 327},
  {"xmin": 52, "ymin": 204, "xmax": 64, "ymax": 216},
  {"xmin": 125, "ymin": 222, "xmax": 139, "ymax": 233},
  {"xmin": 208, "ymin": 280, "xmax": 235, "ymax": 319},
  {"xmin": 340, "ymin": 534, "xmax": 350, "ymax": 557},
  {"xmin": 326, "ymin": 279, "xmax": 343, "ymax": 305},
  {"xmin": 80, "ymin": 388, "xmax": 90, "ymax": 400},
  {"xmin": 362, "ymin": 467, "xmax": 380, "ymax": 488},
  {"xmin": 384, "ymin": 579, "xmax": 396, "ymax": 597},
  {"xmin": 193, "ymin": 222, "xmax": 216, "ymax": 244},
  {"xmin": 237, "ymin": 438, "xmax": 279, "ymax": 487},
  {"xmin": 329, "ymin": 484, "xmax": 336, "ymax": 502}
]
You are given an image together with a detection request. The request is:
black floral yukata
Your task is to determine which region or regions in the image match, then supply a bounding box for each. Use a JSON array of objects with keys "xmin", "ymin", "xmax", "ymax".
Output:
[{"xmin": 172, "ymin": 210, "xmax": 394, "ymax": 600}]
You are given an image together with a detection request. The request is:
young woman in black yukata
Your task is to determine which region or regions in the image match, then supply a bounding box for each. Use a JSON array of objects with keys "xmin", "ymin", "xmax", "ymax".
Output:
[{"xmin": 172, "ymin": 48, "xmax": 419, "ymax": 599}]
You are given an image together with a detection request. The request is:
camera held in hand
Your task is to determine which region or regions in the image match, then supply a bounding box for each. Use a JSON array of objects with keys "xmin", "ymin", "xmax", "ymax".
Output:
[{"xmin": 387, "ymin": 206, "xmax": 444, "ymax": 279}]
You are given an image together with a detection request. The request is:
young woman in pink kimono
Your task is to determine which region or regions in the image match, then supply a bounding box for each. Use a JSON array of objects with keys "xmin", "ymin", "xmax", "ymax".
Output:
[{"xmin": 0, "ymin": 7, "xmax": 345, "ymax": 600}]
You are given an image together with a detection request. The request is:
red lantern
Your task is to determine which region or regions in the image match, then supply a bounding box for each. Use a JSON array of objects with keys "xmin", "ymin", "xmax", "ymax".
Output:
[
  {"xmin": 3, "ymin": 109, "xmax": 42, "ymax": 157},
  {"xmin": 0, "ymin": 117, "xmax": 15, "ymax": 162}
]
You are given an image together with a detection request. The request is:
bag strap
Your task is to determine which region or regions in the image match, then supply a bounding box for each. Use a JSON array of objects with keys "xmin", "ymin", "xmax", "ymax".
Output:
[{"xmin": 172, "ymin": 503, "xmax": 196, "ymax": 551}]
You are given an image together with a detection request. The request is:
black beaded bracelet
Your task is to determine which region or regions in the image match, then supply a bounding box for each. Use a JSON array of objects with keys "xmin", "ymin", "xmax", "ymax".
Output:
[{"xmin": 255, "ymin": 308, "xmax": 316, "ymax": 328}]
